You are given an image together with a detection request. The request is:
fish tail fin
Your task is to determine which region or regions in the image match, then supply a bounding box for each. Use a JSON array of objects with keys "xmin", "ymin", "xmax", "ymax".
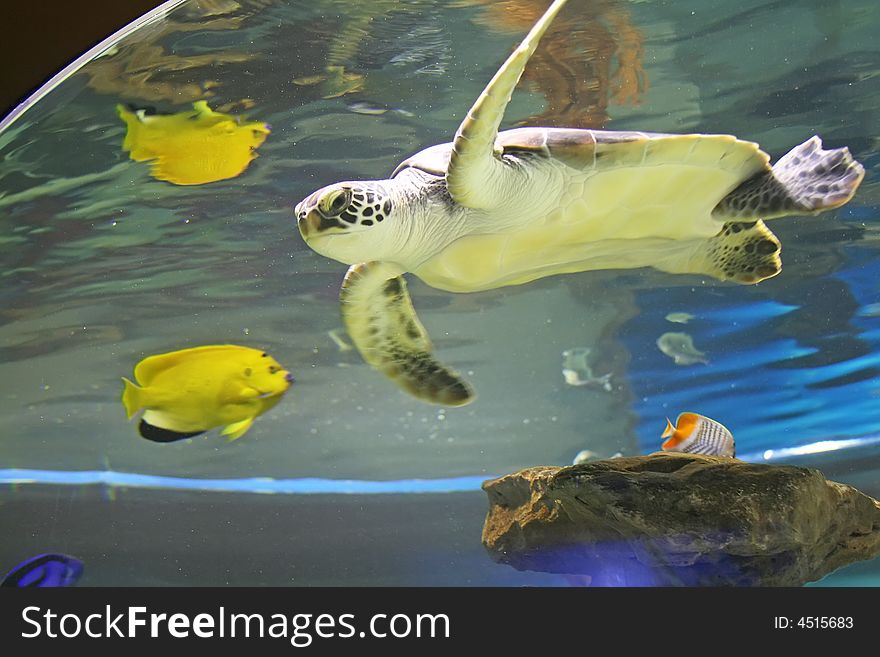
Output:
[
  {"xmin": 121, "ymin": 378, "xmax": 144, "ymax": 420},
  {"xmin": 222, "ymin": 417, "xmax": 255, "ymax": 442},
  {"xmin": 661, "ymin": 417, "xmax": 675, "ymax": 439}
]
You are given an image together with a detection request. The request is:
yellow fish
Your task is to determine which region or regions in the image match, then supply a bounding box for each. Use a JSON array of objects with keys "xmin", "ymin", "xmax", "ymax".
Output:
[
  {"xmin": 661, "ymin": 412, "xmax": 735, "ymax": 458},
  {"xmin": 121, "ymin": 345, "xmax": 293, "ymax": 443},
  {"xmin": 117, "ymin": 101, "xmax": 270, "ymax": 185}
]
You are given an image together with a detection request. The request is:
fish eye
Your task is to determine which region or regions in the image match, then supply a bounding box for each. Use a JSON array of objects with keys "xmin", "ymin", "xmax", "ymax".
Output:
[
  {"xmin": 269, "ymin": 365, "xmax": 280, "ymax": 374},
  {"xmin": 244, "ymin": 368, "xmax": 252, "ymax": 377},
  {"xmin": 319, "ymin": 188, "xmax": 350, "ymax": 217}
]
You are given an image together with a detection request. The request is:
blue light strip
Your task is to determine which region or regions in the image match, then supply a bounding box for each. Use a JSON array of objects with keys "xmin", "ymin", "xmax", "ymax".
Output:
[
  {"xmin": 1, "ymin": 435, "xmax": 878, "ymax": 495},
  {"xmin": 0, "ymin": 469, "xmax": 492, "ymax": 495}
]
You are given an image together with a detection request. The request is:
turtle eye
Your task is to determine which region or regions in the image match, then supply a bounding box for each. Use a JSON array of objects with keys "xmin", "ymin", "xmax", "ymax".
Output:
[{"xmin": 319, "ymin": 188, "xmax": 350, "ymax": 217}]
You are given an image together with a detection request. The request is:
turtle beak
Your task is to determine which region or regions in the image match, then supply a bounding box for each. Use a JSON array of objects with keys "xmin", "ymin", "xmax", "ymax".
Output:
[
  {"xmin": 297, "ymin": 208, "xmax": 322, "ymax": 240},
  {"xmin": 295, "ymin": 196, "xmax": 313, "ymax": 237},
  {"xmin": 298, "ymin": 208, "xmax": 350, "ymax": 242}
]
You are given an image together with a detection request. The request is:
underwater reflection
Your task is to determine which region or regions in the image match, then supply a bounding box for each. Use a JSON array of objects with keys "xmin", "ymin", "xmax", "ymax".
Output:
[
  {"xmin": 117, "ymin": 102, "xmax": 270, "ymax": 185},
  {"xmin": 460, "ymin": 0, "xmax": 647, "ymax": 127},
  {"xmin": 202, "ymin": 0, "xmax": 648, "ymax": 123},
  {"xmin": 82, "ymin": 1, "xmax": 260, "ymax": 104},
  {"xmin": 656, "ymin": 331, "xmax": 709, "ymax": 366},
  {"xmin": 292, "ymin": 0, "xmax": 424, "ymax": 98}
]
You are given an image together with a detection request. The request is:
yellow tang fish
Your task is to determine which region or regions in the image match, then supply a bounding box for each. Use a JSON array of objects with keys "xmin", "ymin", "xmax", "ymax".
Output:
[
  {"xmin": 121, "ymin": 345, "xmax": 293, "ymax": 443},
  {"xmin": 661, "ymin": 412, "xmax": 735, "ymax": 458},
  {"xmin": 117, "ymin": 101, "xmax": 270, "ymax": 185}
]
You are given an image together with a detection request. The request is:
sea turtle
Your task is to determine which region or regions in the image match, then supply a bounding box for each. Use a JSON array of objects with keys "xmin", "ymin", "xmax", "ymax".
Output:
[{"xmin": 294, "ymin": 0, "xmax": 864, "ymax": 406}]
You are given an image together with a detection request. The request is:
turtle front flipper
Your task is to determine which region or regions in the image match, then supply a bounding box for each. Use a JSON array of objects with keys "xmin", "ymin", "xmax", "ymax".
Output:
[
  {"xmin": 446, "ymin": 0, "xmax": 569, "ymax": 209},
  {"xmin": 713, "ymin": 136, "xmax": 864, "ymax": 220},
  {"xmin": 688, "ymin": 220, "xmax": 782, "ymax": 285},
  {"xmin": 340, "ymin": 262, "xmax": 475, "ymax": 406}
]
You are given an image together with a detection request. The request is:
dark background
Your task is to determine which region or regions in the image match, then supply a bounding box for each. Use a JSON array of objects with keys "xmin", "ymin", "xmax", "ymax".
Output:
[{"xmin": 0, "ymin": 0, "xmax": 165, "ymax": 120}]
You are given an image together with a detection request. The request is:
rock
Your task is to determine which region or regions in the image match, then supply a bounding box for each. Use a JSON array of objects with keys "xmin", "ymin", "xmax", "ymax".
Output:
[{"xmin": 481, "ymin": 453, "xmax": 880, "ymax": 586}]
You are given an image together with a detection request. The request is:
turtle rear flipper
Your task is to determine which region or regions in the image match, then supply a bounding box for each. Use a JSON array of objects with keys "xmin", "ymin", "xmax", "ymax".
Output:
[
  {"xmin": 683, "ymin": 219, "xmax": 782, "ymax": 284},
  {"xmin": 341, "ymin": 262, "xmax": 475, "ymax": 406},
  {"xmin": 713, "ymin": 136, "xmax": 864, "ymax": 220}
]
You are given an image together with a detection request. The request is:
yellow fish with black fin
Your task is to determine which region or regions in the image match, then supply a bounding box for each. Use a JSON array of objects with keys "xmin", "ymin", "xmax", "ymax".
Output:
[
  {"xmin": 121, "ymin": 345, "xmax": 293, "ymax": 443},
  {"xmin": 117, "ymin": 101, "xmax": 270, "ymax": 185},
  {"xmin": 661, "ymin": 412, "xmax": 735, "ymax": 458}
]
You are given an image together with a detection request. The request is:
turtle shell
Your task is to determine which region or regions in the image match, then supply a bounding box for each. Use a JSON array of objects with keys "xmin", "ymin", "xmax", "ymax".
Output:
[
  {"xmin": 393, "ymin": 127, "xmax": 770, "ymax": 179},
  {"xmin": 403, "ymin": 127, "xmax": 775, "ymax": 293}
]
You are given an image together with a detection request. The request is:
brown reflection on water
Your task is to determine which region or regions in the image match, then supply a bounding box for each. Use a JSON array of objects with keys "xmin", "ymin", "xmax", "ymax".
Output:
[
  {"xmin": 292, "ymin": 0, "xmax": 430, "ymax": 98},
  {"xmin": 80, "ymin": 0, "xmax": 274, "ymax": 104},
  {"xmin": 460, "ymin": 0, "xmax": 647, "ymax": 128},
  {"xmin": 0, "ymin": 324, "xmax": 125, "ymax": 364},
  {"xmin": 77, "ymin": 0, "xmax": 647, "ymax": 122}
]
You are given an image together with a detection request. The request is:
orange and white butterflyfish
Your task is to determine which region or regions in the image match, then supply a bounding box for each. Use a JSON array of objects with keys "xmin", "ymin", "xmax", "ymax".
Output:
[
  {"xmin": 660, "ymin": 412, "xmax": 735, "ymax": 458},
  {"xmin": 121, "ymin": 345, "xmax": 293, "ymax": 443},
  {"xmin": 117, "ymin": 101, "xmax": 270, "ymax": 185}
]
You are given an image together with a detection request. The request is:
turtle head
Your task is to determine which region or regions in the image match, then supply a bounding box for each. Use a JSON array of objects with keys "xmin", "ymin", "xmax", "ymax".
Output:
[{"xmin": 296, "ymin": 180, "xmax": 398, "ymax": 264}]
